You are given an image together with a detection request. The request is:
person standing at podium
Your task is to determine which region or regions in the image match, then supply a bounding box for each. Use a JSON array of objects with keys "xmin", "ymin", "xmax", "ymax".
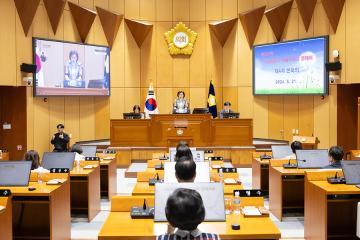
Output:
[{"xmin": 173, "ymin": 91, "xmax": 189, "ymax": 114}]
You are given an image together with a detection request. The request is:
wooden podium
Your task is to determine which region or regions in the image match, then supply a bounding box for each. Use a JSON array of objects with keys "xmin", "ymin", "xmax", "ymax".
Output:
[{"xmin": 110, "ymin": 114, "xmax": 253, "ymax": 147}]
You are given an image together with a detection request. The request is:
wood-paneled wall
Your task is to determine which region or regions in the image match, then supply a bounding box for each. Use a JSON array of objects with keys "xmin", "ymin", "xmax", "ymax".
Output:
[{"xmin": 0, "ymin": 0, "xmax": 356, "ymax": 152}]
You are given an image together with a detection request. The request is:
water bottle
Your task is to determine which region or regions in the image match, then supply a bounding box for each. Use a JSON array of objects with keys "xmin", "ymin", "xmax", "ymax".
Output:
[
  {"xmin": 233, "ymin": 191, "xmax": 241, "ymax": 215},
  {"xmin": 218, "ymin": 168, "xmax": 224, "ymax": 183}
]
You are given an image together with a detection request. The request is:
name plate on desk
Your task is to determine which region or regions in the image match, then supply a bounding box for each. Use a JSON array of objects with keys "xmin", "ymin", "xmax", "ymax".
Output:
[
  {"xmin": 85, "ymin": 157, "xmax": 100, "ymax": 161},
  {"xmin": 233, "ymin": 189, "xmax": 263, "ymax": 197},
  {"xmin": 50, "ymin": 168, "xmax": 70, "ymax": 173},
  {"xmin": 218, "ymin": 167, "xmax": 237, "ymax": 173},
  {"xmin": 209, "ymin": 156, "xmax": 223, "ymax": 161},
  {"xmin": 0, "ymin": 189, "xmax": 11, "ymax": 197}
]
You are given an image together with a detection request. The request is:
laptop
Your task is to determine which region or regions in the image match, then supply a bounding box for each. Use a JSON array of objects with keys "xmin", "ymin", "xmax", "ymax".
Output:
[
  {"xmin": 163, "ymin": 162, "xmax": 210, "ymax": 183},
  {"xmin": 295, "ymin": 149, "xmax": 329, "ymax": 169},
  {"xmin": 271, "ymin": 145, "xmax": 293, "ymax": 159},
  {"xmin": 80, "ymin": 145, "xmax": 97, "ymax": 158},
  {"xmin": 169, "ymin": 150, "xmax": 204, "ymax": 162},
  {"xmin": 341, "ymin": 160, "xmax": 360, "ymax": 185},
  {"xmin": 154, "ymin": 182, "xmax": 225, "ymax": 222},
  {"xmin": 0, "ymin": 161, "xmax": 32, "ymax": 186},
  {"xmin": 42, "ymin": 152, "xmax": 76, "ymax": 171}
]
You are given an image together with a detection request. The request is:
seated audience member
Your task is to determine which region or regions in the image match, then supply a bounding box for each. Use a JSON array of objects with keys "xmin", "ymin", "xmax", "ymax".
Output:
[
  {"xmin": 219, "ymin": 101, "xmax": 233, "ymax": 119},
  {"xmin": 175, "ymin": 156, "xmax": 196, "ymax": 183},
  {"xmin": 157, "ymin": 188, "xmax": 220, "ymax": 240},
  {"xmin": 70, "ymin": 144, "xmax": 85, "ymax": 161},
  {"xmin": 323, "ymin": 146, "xmax": 344, "ymax": 169},
  {"xmin": 24, "ymin": 150, "xmax": 40, "ymax": 170},
  {"xmin": 175, "ymin": 144, "xmax": 193, "ymax": 162},
  {"xmin": 282, "ymin": 141, "xmax": 303, "ymax": 159}
]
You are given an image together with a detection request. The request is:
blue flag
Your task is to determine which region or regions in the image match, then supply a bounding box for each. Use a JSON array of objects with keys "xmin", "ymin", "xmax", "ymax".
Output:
[{"xmin": 207, "ymin": 80, "xmax": 217, "ymax": 118}]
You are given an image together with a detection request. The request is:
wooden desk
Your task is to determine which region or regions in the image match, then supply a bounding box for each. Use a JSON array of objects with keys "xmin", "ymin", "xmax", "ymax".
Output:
[
  {"xmin": 305, "ymin": 181, "xmax": 360, "ymax": 239},
  {"xmin": 0, "ymin": 151, "xmax": 9, "ymax": 161},
  {"xmin": 132, "ymin": 182, "xmax": 243, "ymax": 196},
  {"xmin": 269, "ymin": 167, "xmax": 306, "ymax": 221},
  {"xmin": 110, "ymin": 115, "xmax": 253, "ymax": 147},
  {"xmin": 100, "ymin": 159, "xmax": 117, "ymax": 199},
  {"xmin": 0, "ymin": 197, "xmax": 12, "ymax": 240},
  {"xmin": 0, "ymin": 182, "xmax": 70, "ymax": 240},
  {"xmin": 252, "ymin": 158, "xmax": 269, "ymax": 195},
  {"xmin": 98, "ymin": 212, "xmax": 281, "ymax": 240},
  {"xmin": 70, "ymin": 166, "xmax": 101, "ymax": 221}
]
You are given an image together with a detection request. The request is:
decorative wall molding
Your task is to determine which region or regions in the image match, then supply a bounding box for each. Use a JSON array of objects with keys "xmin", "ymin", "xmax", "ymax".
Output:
[
  {"xmin": 239, "ymin": 6, "xmax": 266, "ymax": 48},
  {"xmin": 125, "ymin": 18, "xmax": 153, "ymax": 48},
  {"xmin": 209, "ymin": 18, "xmax": 238, "ymax": 47},
  {"xmin": 295, "ymin": 0, "xmax": 316, "ymax": 32},
  {"xmin": 321, "ymin": 0, "xmax": 346, "ymax": 33},
  {"xmin": 68, "ymin": 2, "xmax": 97, "ymax": 43},
  {"xmin": 14, "ymin": 0, "xmax": 41, "ymax": 36},
  {"xmin": 96, "ymin": 6, "xmax": 123, "ymax": 49},
  {"xmin": 43, "ymin": 0, "xmax": 66, "ymax": 34}
]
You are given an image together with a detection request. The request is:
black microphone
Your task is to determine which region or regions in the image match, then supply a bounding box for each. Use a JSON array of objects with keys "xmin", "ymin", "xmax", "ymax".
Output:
[
  {"xmin": 335, "ymin": 172, "xmax": 338, "ymax": 179},
  {"xmin": 156, "ymin": 173, "xmax": 160, "ymax": 181},
  {"xmin": 143, "ymin": 199, "xmax": 147, "ymax": 210}
]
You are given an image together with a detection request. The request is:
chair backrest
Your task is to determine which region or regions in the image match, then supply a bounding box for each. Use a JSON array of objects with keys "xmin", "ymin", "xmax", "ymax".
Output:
[
  {"xmin": 111, "ymin": 195, "xmax": 155, "ymax": 212},
  {"xmin": 305, "ymin": 169, "xmax": 343, "ymax": 181}
]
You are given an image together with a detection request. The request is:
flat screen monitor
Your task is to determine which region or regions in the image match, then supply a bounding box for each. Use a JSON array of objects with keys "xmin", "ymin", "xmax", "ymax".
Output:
[
  {"xmin": 33, "ymin": 38, "xmax": 110, "ymax": 96},
  {"xmin": 0, "ymin": 161, "xmax": 32, "ymax": 186},
  {"xmin": 154, "ymin": 182, "xmax": 225, "ymax": 222},
  {"xmin": 169, "ymin": 150, "xmax": 204, "ymax": 162},
  {"xmin": 296, "ymin": 149, "xmax": 329, "ymax": 169},
  {"xmin": 192, "ymin": 108, "xmax": 209, "ymax": 114},
  {"xmin": 341, "ymin": 160, "xmax": 360, "ymax": 185},
  {"xmin": 41, "ymin": 152, "xmax": 76, "ymax": 171},
  {"xmin": 123, "ymin": 113, "xmax": 143, "ymax": 119},
  {"xmin": 163, "ymin": 162, "xmax": 210, "ymax": 183},
  {"xmin": 253, "ymin": 36, "xmax": 329, "ymax": 95},
  {"xmin": 271, "ymin": 145, "xmax": 293, "ymax": 159},
  {"xmin": 80, "ymin": 145, "xmax": 97, "ymax": 158}
]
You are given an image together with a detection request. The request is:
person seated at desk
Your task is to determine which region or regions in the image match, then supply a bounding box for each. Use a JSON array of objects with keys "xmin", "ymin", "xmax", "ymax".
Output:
[
  {"xmin": 157, "ymin": 188, "xmax": 219, "ymax": 240},
  {"xmin": 175, "ymin": 143, "xmax": 193, "ymax": 162},
  {"xmin": 51, "ymin": 124, "xmax": 70, "ymax": 152},
  {"xmin": 70, "ymin": 144, "xmax": 85, "ymax": 162},
  {"xmin": 323, "ymin": 146, "xmax": 344, "ymax": 169},
  {"xmin": 64, "ymin": 50, "xmax": 84, "ymax": 88},
  {"xmin": 132, "ymin": 105, "xmax": 145, "ymax": 119},
  {"xmin": 219, "ymin": 101, "xmax": 233, "ymax": 119},
  {"xmin": 24, "ymin": 150, "xmax": 40, "ymax": 170},
  {"xmin": 282, "ymin": 141, "xmax": 303, "ymax": 159},
  {"xmin": 175, "ymin": 157, "xmax": 196, "ymax": 183},
  {"xmin": 173, "ymin": 91, "xmax": 189, "ymax": 114}
]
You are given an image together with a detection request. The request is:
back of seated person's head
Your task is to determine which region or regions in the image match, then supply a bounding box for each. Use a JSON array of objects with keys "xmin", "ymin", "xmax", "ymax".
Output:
[
  {"xmin": 175, "ymin": 145, "xmax": 193, "ymax": 161},
  {"xmin": 165, "ymin": 188, "xmax": 205, "ymax": 231},
  {"xmin": 176, "ymin": 141, "xmax": 189, "ymax": 151},
  {"xmin": 70, "ymin": 144, "xmax": 83, "ymax": 154},
  {"xmin": 291, "ymin": 141, "xmax": 303, "ymax": 154},
  {"xmin": 329, "ymin": 146, "xmax": 344, "ymax": 162},
  {"xmin": 24, "ymin": 150, "xmax": 40, "ymax": 170},
  {"xmin": 175, "ymin": 156, "xmax": 196, "ymax": 182}
]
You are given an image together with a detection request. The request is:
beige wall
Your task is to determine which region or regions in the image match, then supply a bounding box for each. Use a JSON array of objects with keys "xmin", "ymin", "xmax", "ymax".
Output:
[{"xmin": 1, "ymin": 0, "xmax": 357, "ymax": 152}]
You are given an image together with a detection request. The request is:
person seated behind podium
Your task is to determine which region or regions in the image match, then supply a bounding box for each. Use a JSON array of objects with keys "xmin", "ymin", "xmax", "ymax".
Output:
[
  {"xmin": 51, "ymin": 124, "xmax": 70, "ymax": 152},
  {"xmin": 219, "ymin": 102, "xmax": 233, "ymax": 119},
  {"xmin": 175, "ymin": 156, "xmax": 196, "ymax": 183},
  {"xmin": 175, "ymin": 144, "xmax": 193, "ymax": 162},
  {"xmin": 157, "ymin": 188, "xmax": 220, "ymax": 240},
  {"xmin": 24, "ymin": 150, "xmax": 40, "ymax": 170},
  {"xmin": 173, "ymin": 91, "xmax": 189, "ymax": 114},
  {"xmin": 132, "ymin": 105, "xmax": 145, "ymax": 119},
  {"xmin": 323, "ymin": 146, "xmax": 344, "ymax": 169},
  {"xmin": 282, "ymin": 141, "xmax": 303, "ymax": 159},
  {"xmin": 70, "ymin": 144, "xmax": 85, "ymax": 162}
]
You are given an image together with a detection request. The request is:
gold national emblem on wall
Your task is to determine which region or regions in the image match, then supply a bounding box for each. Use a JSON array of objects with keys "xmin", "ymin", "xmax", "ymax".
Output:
[{"xmin": 164, "ymin": 22, "xmax": 197, "ymax": 55}]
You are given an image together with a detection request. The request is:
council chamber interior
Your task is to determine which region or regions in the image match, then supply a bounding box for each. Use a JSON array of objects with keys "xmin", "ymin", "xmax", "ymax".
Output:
[{"xmin": 0, "ymin": 0, "xmax": 360, "ymax": 239}]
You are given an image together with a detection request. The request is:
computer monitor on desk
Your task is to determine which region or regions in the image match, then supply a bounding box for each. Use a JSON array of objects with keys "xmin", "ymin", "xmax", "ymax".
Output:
[
  {"xmin": 192, "ymin": 108, "xmax": 209, "ymax": 114},
  {"xmin": 80, "ymin": 145, "xmax": 97, "ymax": 158},
  {"xmin": 42, "ymin": 152, "xmax": 76, "ymax": 171},
  {"xmin": 222, "ymin": 112, "xmax": 239, "ymax": 119},
  {"xmin": 295, "ymin": 149, "xmax": 329, "ymax": 168},
  {"xmin": 123, "ymin": 113, "xmax": 143, "ymax": 119},
  {"xmin": 154, "ymin": 182, "xmax": 225, "ymax": 222},
  {"xmin": 341, "ymin": 160, "xmax": 360, "ymax": 185},
  {"xmin": 0, "ymin": 161, "xmax": 32, "ymax": 186},
  {"xmin": 271, "ymin": 145, "xmax": 293, "ymax": 159}
]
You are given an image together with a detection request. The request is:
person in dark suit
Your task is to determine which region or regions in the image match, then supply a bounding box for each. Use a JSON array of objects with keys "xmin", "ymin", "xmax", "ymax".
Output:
[
  {"xmin": 175, "ymin": 156, "xmax": 196, "ymax": 183},
  {"xmin": 51, "ymin": 124, "xmax": 70, "ymax": 152},
  {"xmin": 175, "ymin": 142, "xmax": 193, "ymax": 161},
  {"xmin": 323, "ymin": 146, "xmax": 344, "ymax": 169},
  {"xmin": 219, "ymin": 101, "xmax": 233, "ymax": 119}
]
